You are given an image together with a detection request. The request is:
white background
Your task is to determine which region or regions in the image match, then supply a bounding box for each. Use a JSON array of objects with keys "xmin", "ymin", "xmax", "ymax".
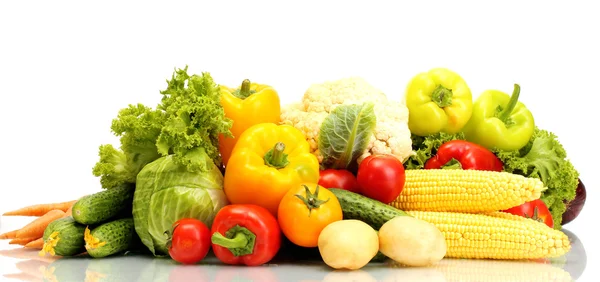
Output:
[{"xmin": 1, "ymin": 0, "xmax": 598, "ymax": 281}]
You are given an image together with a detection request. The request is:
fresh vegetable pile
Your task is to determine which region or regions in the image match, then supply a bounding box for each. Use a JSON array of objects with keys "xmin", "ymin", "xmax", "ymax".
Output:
[{"xmin": 1, "ymin": 66, "xmax": 586, "ymax": 273}]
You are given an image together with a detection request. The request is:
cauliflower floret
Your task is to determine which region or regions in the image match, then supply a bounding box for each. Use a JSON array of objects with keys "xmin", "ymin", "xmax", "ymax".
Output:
[{"xmin": 280, "ymin": 77, "xmax": 414, "ymax": 166}]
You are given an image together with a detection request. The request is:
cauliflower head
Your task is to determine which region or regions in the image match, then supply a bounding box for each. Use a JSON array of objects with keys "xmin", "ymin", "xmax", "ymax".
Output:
[{"xmin": 280, "ymin": 76, "xmax": 413, "ymax": 166}]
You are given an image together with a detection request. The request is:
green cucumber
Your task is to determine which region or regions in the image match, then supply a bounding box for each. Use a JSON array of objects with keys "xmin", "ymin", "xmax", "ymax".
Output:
[
  {"xmin": 41, "ymin": 217, "xmax": 86, "ymax": 257},
  {"xmin": 329, "ymin": 188, "xmax": 410, "ymax": 230},
  {"xmin": 72, "ymin": 183, "xmax": 135, "ymax": 225},
  {"xmin": 85, "ymin": 218, "xmax": 137, "ymax": 258}
]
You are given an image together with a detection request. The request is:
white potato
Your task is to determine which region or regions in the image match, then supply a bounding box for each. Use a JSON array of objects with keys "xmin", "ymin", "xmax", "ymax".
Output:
[
  {"xmin": 317, "ymin": 219, "xmax": 379, "ymax": 270},
  {"xmin": 378, "ymin": 216, "xmax": 446, "ymax": 267}
]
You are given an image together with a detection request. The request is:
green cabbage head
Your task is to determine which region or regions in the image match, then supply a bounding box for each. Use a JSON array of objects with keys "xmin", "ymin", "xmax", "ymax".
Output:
[{"xmin": 132, "ymin": 152, "xmax": 228, "ymax": 256}]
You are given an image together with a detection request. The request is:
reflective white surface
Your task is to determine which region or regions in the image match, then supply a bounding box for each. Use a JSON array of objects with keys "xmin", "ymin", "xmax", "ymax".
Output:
[{"xmin": 0, "ymin": 225, "xmax": 587, "ymax": 282}]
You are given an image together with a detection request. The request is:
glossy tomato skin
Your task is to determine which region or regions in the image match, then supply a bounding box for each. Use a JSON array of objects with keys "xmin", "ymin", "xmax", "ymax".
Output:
[
  {"xmin": 318, "ymin": 169, "xmax": 361, "ymax": 193},
  {"xmin": 356, "ymin": 155, "xmax": 405, "ymax": 204},
  {"xmin": 502, "ymin": 199, "xmax": 554, "ymax": 228},
  {"xmin": 168, "ymin": 218, "xmax": 212, "ymax": 264},
  {"xmin": 277, "ymin": 183, "xmax": 343, "ymax": 248}
]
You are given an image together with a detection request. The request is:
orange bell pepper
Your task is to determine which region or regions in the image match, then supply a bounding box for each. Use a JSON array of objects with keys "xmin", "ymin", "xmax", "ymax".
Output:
[
  {"xmin": 223, "ymin": 123, "xmax": 320, "ymax": 216},
  {"xmin": 218, "ymin": 79, "xmax": 281, "ymax": 167}
]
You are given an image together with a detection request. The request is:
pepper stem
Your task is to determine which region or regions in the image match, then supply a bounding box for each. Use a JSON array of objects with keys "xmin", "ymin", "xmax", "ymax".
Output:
[
  {"xmin": 211, "ymin": 225, "xmax": 257, "ymax": 257},
  {"xmin": 232, "ymin": 79, "xmax": 256, "ymax": 99},
  {"xmin": 498, "ymin": 84, "xmax": 521, "ymax": 124},
  {"xmin": 441, "ymin": 158, "xmax": 463, "ymax": 170},
  {"xmin": 264, "ymin": 142, "xmax": 290, "ymax": 169},
  {"xmin": 431, "ymin": 85, "xmax": 453, "ymax": 108},
  {"xmin": 211, "ymin": 231, "xmax": 248, "ymax": 249},
  {"xmin": 294, "ymin": 184, "xmax": 330, "ymax": 216}
]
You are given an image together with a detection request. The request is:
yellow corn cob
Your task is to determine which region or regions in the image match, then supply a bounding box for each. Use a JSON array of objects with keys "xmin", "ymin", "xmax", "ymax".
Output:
[
  {"xmin": 407, "ymin": 211, "xmax": 571, "ymax": 260},
  {"xmin": 391, "ymin": 169, "xmax": 546, "ymax": 213},
  {"xmin": 434, "ymin": 258, "xmax": 573, "ymax": 282}
]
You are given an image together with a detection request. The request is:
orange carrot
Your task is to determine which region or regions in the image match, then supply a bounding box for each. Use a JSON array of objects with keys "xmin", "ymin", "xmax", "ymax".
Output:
[
  {"xmin": 24, "ymin": 238, "xmax": 44, "ymax": 249},
  {"xmin": 15, "ymin": 209, "xmax": 65, "ymax": 239},
  {"xmin": 3, "ymin": 200, "xmax": 77, "ymax": 216},
  {"xmin": 9, "ymin": 237, "xmax": 37, "ymax": 245},
  {"xmin": 0, "ymin": 229, "xmax": 18, "ymax": 239},
  {"xmin": 64, "ymin": 202, "xmax": 75, "ymax": 217}
]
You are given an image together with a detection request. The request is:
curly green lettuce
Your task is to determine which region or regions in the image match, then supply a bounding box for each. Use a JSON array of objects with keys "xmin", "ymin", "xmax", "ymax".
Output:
[
  {"xmin": 92, "ymin": 66, "xmax": 233, "ymax": 189},
  {"xmin": 156, "ymin": 67, "xmax": 233, "ymax": 172},
  {"xmin": 494, "ymin": 127, "xmax": 579, "ymax": 229}
]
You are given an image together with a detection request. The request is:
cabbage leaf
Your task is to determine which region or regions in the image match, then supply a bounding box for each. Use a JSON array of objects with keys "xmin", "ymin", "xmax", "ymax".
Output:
[
  {"xmin": 318, "ymin": 103, "xmax": 377, "ymax": 170},
  {"xmin": 133, "ymin": 153, "xmax": 228, "ymax": 256}
]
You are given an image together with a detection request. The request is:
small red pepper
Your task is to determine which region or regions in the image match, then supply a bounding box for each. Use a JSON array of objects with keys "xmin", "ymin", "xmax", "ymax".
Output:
[
  {"xmin": 424, "ymin": 140, "xmax": 503, "ymax": 171},
  {"xmin": 210, "ymin": 204, "xmax": 281, "ymax": 266}
]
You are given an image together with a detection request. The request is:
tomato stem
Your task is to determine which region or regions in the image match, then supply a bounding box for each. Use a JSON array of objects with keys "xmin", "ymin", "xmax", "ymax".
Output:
[
  {"xmin": 211, "ymin": 225, "xmax": 256, "ymax": 256},
  {"xmin": 294, "ymin": 184, "xmax": 330, "ymax": 216},
  {"xmin": 264, "ymin": 142, "xmax": 290, "ymax": 169}
]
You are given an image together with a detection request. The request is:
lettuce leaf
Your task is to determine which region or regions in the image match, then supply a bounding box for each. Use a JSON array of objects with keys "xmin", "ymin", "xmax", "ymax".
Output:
[
  {"xmin": 494, "ymin": 127, "xmax": 579, "ymax": 229},
  {"xmin": 92, "ymin": 66, "xmax": 232, "ymax": 189},
  {"xmin": 156, "ymin": 67, "xmax": 233, "ymax": 172},
  {"xmin": 318, "ymin": 103, "xmax": 377, "ymax": 170}
]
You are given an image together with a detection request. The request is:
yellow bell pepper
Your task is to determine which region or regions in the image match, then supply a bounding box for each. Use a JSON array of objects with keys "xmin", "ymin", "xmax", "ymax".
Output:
[
  {"xmin": 219, "ymin": 79, "xmax": 281, "ymax": 167},
  {"xmin": 223, "ymin": 123, "xmax": 320, "ymax": 216},
  {"xmin": 405, "ymin": 68, "xmax": 473, "ymax": 136}
]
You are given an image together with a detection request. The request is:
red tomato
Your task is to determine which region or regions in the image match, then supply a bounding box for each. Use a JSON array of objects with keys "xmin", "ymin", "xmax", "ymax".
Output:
[
  {"xmin": 318, "ymin": 169, "xmax": 361, "ymax": 193},
  {"xmin": 502, "ymin": 199, "xmax": 554, "ymax": 228},
  {"xmin": 356, "ymin": 155, "xmax": 405, "ymax": 204},
  {"xmin": 168, "ymin": 218, "xmax": 212, "ymax": 264}
]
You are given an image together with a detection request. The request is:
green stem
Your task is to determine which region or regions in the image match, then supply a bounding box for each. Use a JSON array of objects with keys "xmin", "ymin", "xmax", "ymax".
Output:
[
  {"xmin": 232, "ymin": 79, "xmax": 256, "ymax": 99},
  {"xmin": 441, "ymin": 158, "xmax": 463, "ymax": 170},
  {"xmin": 431, "ymin": 85, "xmax": 453, "ymax": 108},
  {"xmin": 211, "ymin": 232, "xmax": 248, "ymax": 249},
  {"xmin": 240, "ymin": 79, "xmax": 251, "ymax": 95},
  {"xmin": 211, "ymin": 225, "xmax": 257, "ymax": 257},
  {"xmin": 294, "ymin": 184, "xmax": 330, "ymax": 216},
  {"xmin": 264, "ymin": 142, "xmax": 290, "ymax": 169},
  {"xmin": 498, "ymin": 84, "xmax": 521, "ymax": 123}
]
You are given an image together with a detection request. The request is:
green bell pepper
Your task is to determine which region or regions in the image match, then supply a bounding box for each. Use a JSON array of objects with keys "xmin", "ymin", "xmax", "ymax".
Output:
[
  {"xmin": 405, "ymin": 68, "xmax": 473, "ymax": 136},
  {"xmin": 463, "ymin": 84, "xmax": 535, "ymax": 151}
]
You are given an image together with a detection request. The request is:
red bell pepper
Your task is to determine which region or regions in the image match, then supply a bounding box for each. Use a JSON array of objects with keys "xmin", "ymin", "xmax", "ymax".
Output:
[
  {"xmin": 424, "ymin": 140, "xmax": 503, "ymax": 171},
  {"xmin": 210, "ymin": 204, "xmax": 281, "ymax": 266}
]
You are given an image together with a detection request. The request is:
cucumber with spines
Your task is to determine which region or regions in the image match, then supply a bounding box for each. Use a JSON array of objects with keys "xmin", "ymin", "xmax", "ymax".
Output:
[
  {"xmin": 84, "ymin": 218, "xmax": 138, "ymax": 258},
  {"xmin": 41, "ymin": 216, "xmax": 87, "ymax": 257},
  {"xmin": 72, "ymin": 183, "xmax": 135, "ymax": 225}
]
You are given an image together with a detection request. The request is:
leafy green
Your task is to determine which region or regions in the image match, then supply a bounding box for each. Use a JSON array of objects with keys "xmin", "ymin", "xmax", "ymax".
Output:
[
  {"xmin": 92, "ymin": 104, "xmax": 165, "ymax": 189},
  {"xmin": 156, "ymin": 67, "xmax": 233, "ymax": 171},
  {"xmin": 133, "ymin": 154, "xmax": 228, "ymax": 256},
  {"xmin": 404, "ymin": 132, "xmax": 465, "ymax": 169},
  {"xmin": 318, "ymin": 103, "xmax": 377, "ymax": 170},
  {"xmin": 92, "ymin": 66, "xmax": 232, "ymax": 189},
  {"xmin": 494, "ymin": 127, "xmax": 579, "ymax": 229}
]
